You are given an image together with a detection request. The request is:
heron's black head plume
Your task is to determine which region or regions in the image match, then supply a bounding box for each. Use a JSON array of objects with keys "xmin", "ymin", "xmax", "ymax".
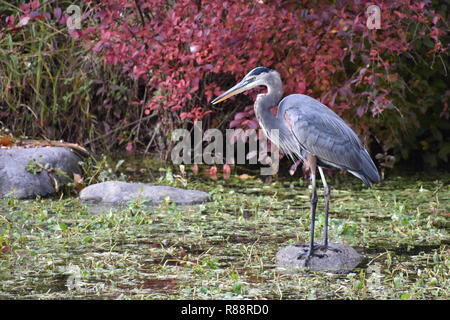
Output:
[{"xmin": 246, "ymin": 67, "xmax": 273, "ymax": 77}]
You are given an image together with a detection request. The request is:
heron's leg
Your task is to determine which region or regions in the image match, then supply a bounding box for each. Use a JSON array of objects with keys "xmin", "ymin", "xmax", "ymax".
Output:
[
  {"xmin": 307, "ymin": 156, "xmax": 318, "ymax": 259},
  {"xmin": 297, "ymin": 155, "xmax": 329, "ymax": 263},
  {"xmin": 318, "ymin": 167, "xmax": 330, "ymax": 247}
]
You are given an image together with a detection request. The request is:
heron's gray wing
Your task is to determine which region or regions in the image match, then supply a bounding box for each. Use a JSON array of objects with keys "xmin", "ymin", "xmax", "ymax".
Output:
[{"xmin": 279, "ymin": 94, "xmax": 379, "ymax": 184}]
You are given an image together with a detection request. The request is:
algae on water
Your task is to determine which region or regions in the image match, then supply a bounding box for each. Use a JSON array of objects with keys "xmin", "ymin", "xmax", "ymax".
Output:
[{"xmin": 0, "ymin": 161, "xmax": 448, "ymax": 299}]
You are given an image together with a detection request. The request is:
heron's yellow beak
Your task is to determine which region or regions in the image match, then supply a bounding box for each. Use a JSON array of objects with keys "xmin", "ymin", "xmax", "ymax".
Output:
[{"xmin": 211, "ymin": 79, "xmax": 252, "ymax": 105}]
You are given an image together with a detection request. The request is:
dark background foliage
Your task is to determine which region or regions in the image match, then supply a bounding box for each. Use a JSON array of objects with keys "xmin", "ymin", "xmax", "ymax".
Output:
[{"xmin": 0, "ymin": 0, "xmax": 449, "ymax": 171}]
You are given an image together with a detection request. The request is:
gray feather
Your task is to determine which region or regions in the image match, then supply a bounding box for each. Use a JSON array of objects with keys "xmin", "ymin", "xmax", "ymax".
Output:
[{"xmin": 277, "ymin": 94, "xmax": 380, "ymax": 185}]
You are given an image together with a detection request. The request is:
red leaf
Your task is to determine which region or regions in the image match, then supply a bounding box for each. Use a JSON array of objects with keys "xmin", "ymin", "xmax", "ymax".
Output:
[
  {"xmin": 229, "ymin": 119, "xmax": 242, "ymax": 128},
  {"xmin": 223, "ymin": 164, "xmax": 231, "ymax": 180},
  {"xmin": 126, "ymin": 142, "xmax": 135, "ymax": 153},
  {"xmin": 18, "ymin": 16, "xmax": 30, "ymax": 27},
  {"xmin": 54, "ymin": 7, "xmax": 62, "ymax": 20}
]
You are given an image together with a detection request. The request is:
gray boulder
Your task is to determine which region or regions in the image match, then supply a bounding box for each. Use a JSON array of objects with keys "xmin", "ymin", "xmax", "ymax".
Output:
[
  {"xmin": 0, "ymin": 147, "xmax": 81, "ymax": 199},
  {"xmin": 79, "ymin": 181, "xmax": 210, "ymax": 205},
  {"xmin": 276, "ymin": 242, "xmax": 364, "ymax": 273}
]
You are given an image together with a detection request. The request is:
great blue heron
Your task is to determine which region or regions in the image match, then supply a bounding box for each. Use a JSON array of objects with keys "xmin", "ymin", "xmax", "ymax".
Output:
[{"xmin": 212, "ymin": 67, "xmax": 380, "ymax": 264}]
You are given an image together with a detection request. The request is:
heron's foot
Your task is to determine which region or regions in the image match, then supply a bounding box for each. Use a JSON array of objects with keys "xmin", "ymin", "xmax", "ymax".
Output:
[
  {"xmin": 322, "ymin": 244, "xmax": 342, "ymax": 253},
  {"xmin": 295, "ymin": 243, "xmax": 342, "ymax": 265},
  {"xmin": 320, "ymin": 243, "xmax": 342, "ymax": 254},
  {"xmin": 295, "ymin": 244, "xmax": 328, "ymax": 259}
]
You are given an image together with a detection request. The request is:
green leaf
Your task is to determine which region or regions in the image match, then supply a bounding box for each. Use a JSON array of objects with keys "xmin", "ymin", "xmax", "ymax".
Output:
[
  {"xmin": 400, "ymin": 293, "xmax": 412, "ymax": 300},
  {"xmin": 438, "ymin": 142, "xmax": 450, "ymax": 162}
]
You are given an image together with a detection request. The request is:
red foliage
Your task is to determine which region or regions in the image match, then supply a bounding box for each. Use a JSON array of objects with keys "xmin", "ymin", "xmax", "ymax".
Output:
[
  {"xmin": 206, "ymin": 165, "xmax": 218, "ymax": 180},
  {"xmin": 223, "ymin": 164, "xmax": 231, "ymax": 180},
  {"xmin": 76, "ymin": 1, "xmax": 446, "ymax": 125},
  {"xmin": 4, "ymin": 0, "xmax": 448, "ymax": 167}
]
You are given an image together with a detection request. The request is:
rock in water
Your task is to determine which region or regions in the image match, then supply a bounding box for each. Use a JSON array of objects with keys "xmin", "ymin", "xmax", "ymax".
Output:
[
  {"xmin": 276, "ymin": 242, "xmax": 364, "ymax": 273},
  {"xmin": 0, "ymin": 147, "xmax": 81, "ymax": 199},
  {"xmin": 79, "ymin": 181, "xmax": 210, "ymax": 205}
]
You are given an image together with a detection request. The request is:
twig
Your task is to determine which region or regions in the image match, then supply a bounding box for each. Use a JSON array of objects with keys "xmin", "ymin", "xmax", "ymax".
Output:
[{"xmin": 84, "ymin": 113, "xmax": 157, "ymax": 145}]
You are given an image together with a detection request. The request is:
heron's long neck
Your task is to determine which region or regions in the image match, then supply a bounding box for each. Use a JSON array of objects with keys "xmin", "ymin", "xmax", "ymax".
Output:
[{"xmin": 254, "ymin": 74, "xmax": 284, "ymax": 132}]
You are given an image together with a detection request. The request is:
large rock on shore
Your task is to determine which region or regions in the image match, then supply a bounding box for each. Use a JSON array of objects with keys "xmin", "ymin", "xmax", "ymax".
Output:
[{"xmin": 0, "ymin": 147, "xmax": 81, "ymax": 199}]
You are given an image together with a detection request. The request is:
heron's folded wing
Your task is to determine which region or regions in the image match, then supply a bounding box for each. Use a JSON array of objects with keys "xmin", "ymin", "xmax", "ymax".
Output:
[{"xmin": 280, "ymin": 94, "xmax": 365, "ymax": 172}]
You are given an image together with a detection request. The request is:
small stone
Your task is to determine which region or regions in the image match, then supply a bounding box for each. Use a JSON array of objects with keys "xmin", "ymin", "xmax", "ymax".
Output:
[
  {"xmin": 276, "ymin": 242, "xmax": 364, "ymax": 273},
  {"xmin": 79, "ymin": 181, "xmax": 210, "ymax": 206}
]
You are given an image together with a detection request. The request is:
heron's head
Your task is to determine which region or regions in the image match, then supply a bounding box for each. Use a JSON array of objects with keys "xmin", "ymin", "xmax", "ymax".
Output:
[{"xmin": 211, "ymin": 67, "xmax": 275, "ymax": 104}]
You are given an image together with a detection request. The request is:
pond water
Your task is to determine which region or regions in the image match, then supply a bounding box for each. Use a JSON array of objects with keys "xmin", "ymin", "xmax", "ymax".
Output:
[{"xmin": 0, "ymin": 156, "xmax": 448, "ymax": 299}]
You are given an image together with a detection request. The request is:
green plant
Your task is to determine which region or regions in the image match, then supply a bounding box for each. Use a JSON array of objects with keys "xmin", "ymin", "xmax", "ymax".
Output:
[{"xmin": 0, "ymin": 1, "xmax": 146, "ymax": 152}]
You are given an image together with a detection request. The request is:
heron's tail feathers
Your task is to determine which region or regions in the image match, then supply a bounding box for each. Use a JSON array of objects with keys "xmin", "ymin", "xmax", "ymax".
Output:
[{"xmin": 349, "ymin": 150, "xmax": 380, "ymax": 186}]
